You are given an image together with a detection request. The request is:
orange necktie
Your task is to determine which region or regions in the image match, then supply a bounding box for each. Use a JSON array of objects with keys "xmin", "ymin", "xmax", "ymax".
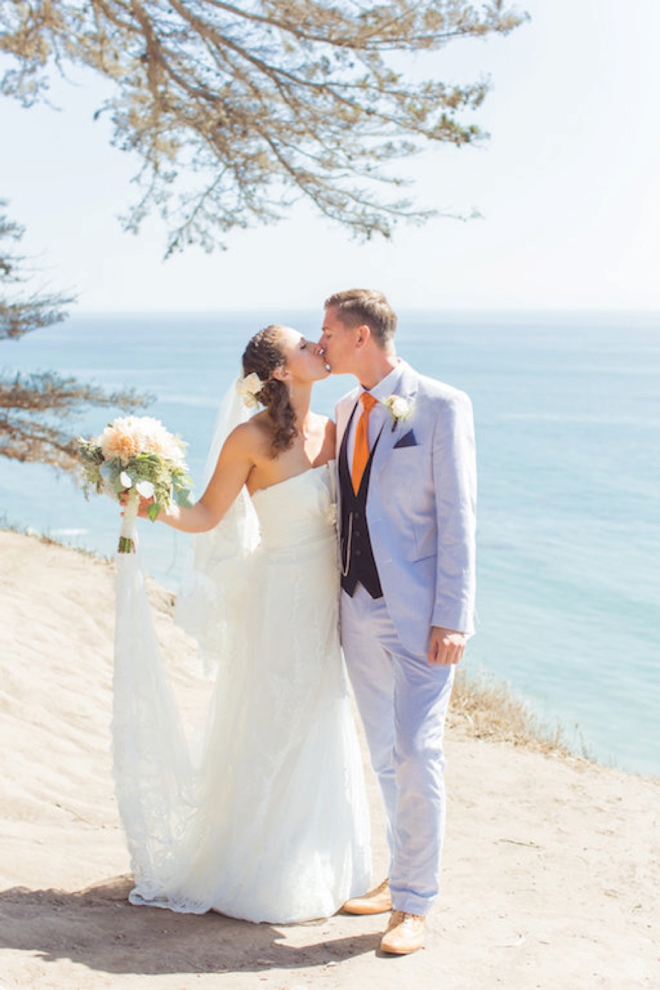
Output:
[{"xmin": 352, "ymin": 392, "xmax": 378, "ymax": 494}]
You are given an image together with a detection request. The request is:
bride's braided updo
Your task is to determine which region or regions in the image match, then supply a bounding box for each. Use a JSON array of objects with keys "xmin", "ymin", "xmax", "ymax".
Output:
[{"xmin": 242, "ymin": 325, "xmax": 297, "ymax": 456}]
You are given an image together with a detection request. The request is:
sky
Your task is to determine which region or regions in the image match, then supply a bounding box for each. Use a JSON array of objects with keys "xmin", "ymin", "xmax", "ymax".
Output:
[{"xmin": 1, "ymin": 0, "xmax": 659, "ymax": 313}]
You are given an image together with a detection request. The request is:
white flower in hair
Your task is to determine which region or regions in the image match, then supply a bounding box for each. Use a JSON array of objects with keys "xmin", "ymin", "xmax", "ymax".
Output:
[{"xmin": 236, "ymin": 372, "xmax": 265, "ymax": 408}]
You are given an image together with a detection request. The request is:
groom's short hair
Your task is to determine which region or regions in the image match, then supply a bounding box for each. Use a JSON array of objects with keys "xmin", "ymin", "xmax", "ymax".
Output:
[{"xmin": 324, "ymin": 289, "xmax": 397, "ymax": 348}]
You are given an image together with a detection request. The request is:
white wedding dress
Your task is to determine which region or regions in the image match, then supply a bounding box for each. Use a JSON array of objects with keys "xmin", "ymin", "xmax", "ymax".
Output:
[{"xmin": 112, "ymin": 463, "xmax": 371, "ymax": 924}]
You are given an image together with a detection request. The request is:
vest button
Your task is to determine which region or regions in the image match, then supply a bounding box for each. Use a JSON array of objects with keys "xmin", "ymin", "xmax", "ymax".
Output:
[{"xmin": 355, "ymin": 550, "xmax": 362, "ymax": 557}]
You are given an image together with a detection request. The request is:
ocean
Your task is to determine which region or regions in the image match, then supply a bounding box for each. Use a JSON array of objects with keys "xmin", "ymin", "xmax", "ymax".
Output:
[{"xmin": 2, "ymin": 310, "xmax": 659, "ymax": 776}]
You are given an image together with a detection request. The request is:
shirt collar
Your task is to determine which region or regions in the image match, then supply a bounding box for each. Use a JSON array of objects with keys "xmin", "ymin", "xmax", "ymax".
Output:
[{"xmin": 361, "ymin": 360, "xmax": 404, "ymax": 404}]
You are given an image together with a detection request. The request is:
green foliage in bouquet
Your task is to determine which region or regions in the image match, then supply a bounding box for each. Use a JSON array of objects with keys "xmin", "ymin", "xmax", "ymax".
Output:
[{"xmin": 78, "ymin": 416, "xmax": 194, "ymax": 521}]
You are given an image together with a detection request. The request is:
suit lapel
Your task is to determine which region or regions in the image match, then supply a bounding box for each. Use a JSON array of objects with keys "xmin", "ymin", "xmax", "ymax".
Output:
[
  {"xmin": 372, "ymin": 362, "xmax": 420, "ymax": 473},
  {"xmin": 335, "ymin": 393, "xmax": 360, "ymax": 521},
  {"xmin": 336, "ymin": 390, "xmax": 360, "ymax": 458}
]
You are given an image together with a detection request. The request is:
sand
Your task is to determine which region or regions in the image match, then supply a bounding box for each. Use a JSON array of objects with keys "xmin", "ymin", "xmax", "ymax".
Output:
[{"xmin": 0, "ymin": 530, "xmax": 658, "ymax": 989}]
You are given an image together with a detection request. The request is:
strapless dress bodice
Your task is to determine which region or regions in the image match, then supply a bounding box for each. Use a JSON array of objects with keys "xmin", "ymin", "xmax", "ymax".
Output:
[{"xmin": 251, "ymin": 463, "xmax": 336, "ymax": 550}]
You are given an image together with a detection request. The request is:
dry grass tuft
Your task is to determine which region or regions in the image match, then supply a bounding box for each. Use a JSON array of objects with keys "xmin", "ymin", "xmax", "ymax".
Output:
[
  {"xmin": 1, "ymin": 522, "xmax": 111, "ymax": 561},
  {"xmin": 449, "ymin": 669, "xmax": 573, "ymax": 758}
]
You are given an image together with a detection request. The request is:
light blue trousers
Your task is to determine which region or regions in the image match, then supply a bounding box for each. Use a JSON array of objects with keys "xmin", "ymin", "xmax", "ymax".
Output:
[{"xmin": 341, "ymin": 584, "xmax": 454, "ymax": 917}]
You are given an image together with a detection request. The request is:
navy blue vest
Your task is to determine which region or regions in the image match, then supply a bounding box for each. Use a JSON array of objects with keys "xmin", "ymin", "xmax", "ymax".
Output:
[{"xmin": 338, "ymin": 404, "xmax": 383, "ymax": 599}]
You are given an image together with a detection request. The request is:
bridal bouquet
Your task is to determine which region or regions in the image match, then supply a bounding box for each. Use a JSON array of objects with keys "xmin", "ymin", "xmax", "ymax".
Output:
[{"xmin": 78, "ymin": 416, "xmax": 193, "ymax": 553}]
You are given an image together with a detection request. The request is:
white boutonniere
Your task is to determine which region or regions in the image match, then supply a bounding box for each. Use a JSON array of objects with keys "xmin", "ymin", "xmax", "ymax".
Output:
[
  {"xmin": 236, "ymin": 372, "xmax": 265, "ymax": 409},
  {"xmin": 382, "ymin": 395, "xmax": 413, "ymax": 431}
]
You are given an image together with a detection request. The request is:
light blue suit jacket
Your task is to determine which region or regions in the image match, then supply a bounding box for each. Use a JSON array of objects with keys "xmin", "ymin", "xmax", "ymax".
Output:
[{"xmin": 336, "ymin": 361, "xmax": 477, "ymax": 656}]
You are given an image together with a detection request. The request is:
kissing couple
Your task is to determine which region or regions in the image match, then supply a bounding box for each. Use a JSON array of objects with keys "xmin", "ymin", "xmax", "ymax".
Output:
[{"xmin": 115, "ymin": 288, "xmax": 477, "ymax": 957}]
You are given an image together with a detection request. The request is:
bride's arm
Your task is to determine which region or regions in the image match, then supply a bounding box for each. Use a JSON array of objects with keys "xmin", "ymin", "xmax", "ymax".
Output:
[{"xmin": 139, "ymin": 424, "xmax": 257, "ymax": 533}]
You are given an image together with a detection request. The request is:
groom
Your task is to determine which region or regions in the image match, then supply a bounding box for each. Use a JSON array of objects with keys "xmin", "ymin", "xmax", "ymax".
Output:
[{"xmin": 319, "ymin": 289, "xmax": 477, "ymax": 955}]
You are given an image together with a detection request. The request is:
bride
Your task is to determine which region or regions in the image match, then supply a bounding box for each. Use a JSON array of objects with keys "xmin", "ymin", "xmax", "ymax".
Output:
[{"xmin": 117, "ymin": 324, "xmax": 370, "ymax": 924}]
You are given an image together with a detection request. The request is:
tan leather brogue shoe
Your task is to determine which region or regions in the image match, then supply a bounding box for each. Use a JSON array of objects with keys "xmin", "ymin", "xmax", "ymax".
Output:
[
  {"xmin": 342, "ymin": 878, "xmax": 392, "ymax": 915},
  {"xmin": 379, "ymin": 910, "xmax": 426, "ymax": 955}
]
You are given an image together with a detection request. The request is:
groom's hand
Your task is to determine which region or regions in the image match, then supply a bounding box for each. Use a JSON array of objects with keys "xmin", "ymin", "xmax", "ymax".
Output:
[{"xmin": 428, "ymin": 627, "xmax": 465, "ymax": 666}]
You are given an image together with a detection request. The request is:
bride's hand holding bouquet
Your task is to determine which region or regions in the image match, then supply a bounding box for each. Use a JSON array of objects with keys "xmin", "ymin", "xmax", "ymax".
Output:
[{"xmin": 78, "ymin": 415, "xmax": 193, "ymax": 553}]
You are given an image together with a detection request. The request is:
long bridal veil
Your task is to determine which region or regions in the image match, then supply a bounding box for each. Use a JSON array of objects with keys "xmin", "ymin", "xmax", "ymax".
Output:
[
  {"xmin": 112, "ymin": 379, "xmax": 257, "ymax": 901},
  {"xmin": 174, "ymin": 381, "xmax": 260, "ymax": 673}
]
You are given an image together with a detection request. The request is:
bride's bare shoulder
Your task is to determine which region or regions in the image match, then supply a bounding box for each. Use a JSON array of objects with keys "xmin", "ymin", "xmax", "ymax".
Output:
[
  {"xmin": 224, "ymin": 414, "xmax": 272, "ymax": 458},
  {"xmin": 323, "ymin": 417, "xmax": 337, "ymax": 446},
  {"xmin": 310, "ymin": 414, "xmax": 336, "ymax": 464},
  {"xmin": 310, "ymin": 412, "xmax": 335, "ymax": 433}
]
